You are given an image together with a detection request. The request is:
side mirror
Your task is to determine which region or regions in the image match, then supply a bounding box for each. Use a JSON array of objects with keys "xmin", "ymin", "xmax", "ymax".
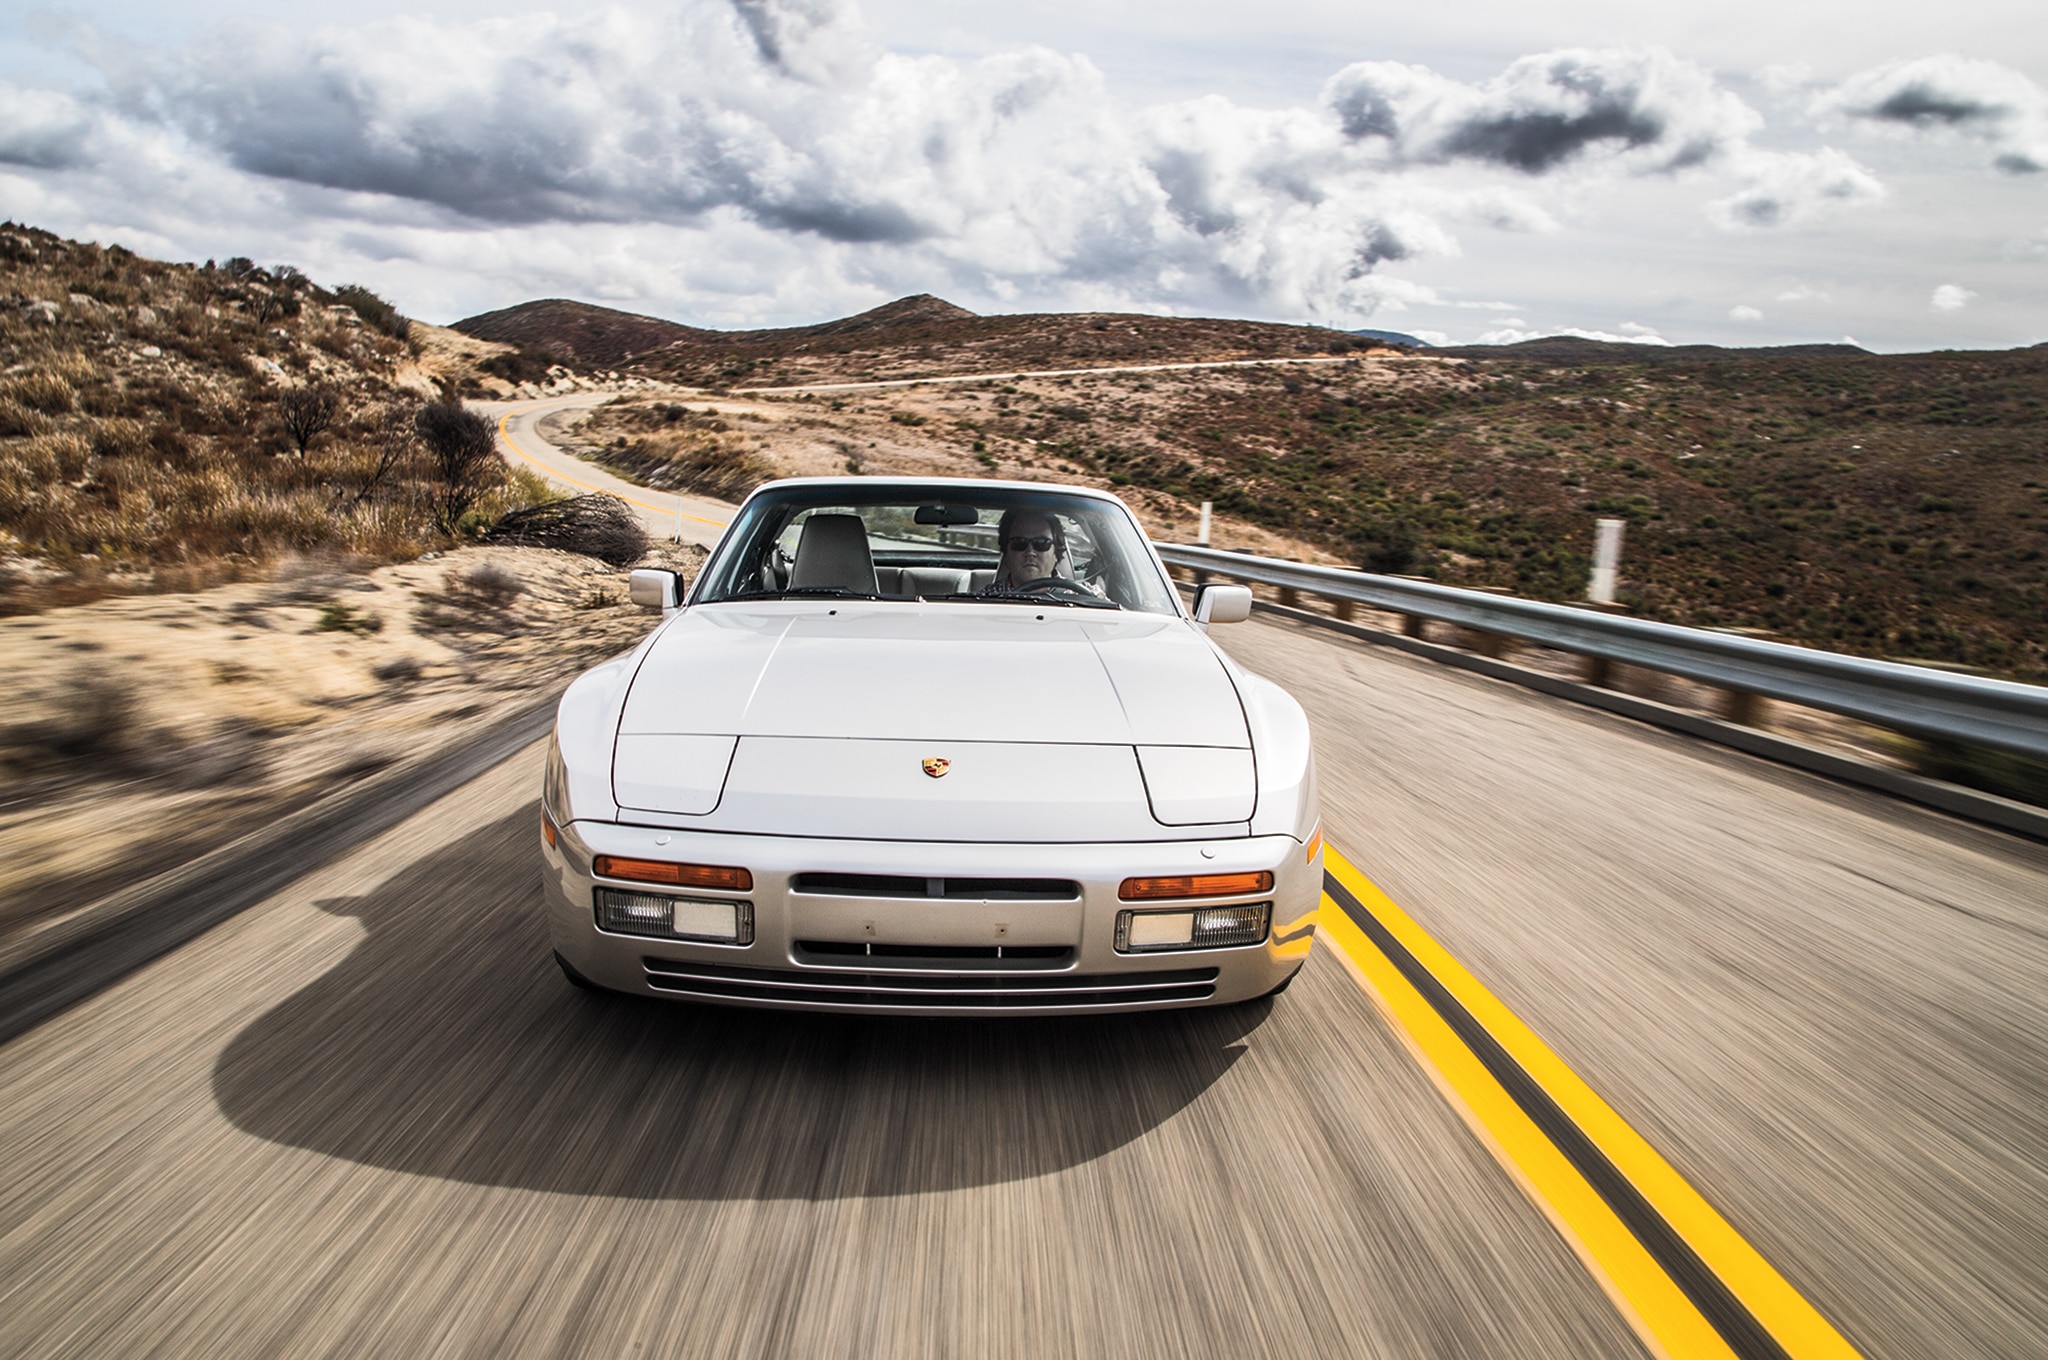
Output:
[
  {"xmin": 629, "ymin": 568, "xmax": 682, "ymax": 611},
  {"xmin": 1193, "ymin": 583, "xmax": 1253, "ymax": 625}
]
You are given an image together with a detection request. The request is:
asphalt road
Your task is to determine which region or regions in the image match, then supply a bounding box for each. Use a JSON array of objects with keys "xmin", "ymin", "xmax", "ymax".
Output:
[
  {"xmin": 2, "ymin": 614, "xmax": 2043, "ymax": 1357},
  {"xmin": 484, "ymin": 393, "xmax": 735, "ymax": 549}
]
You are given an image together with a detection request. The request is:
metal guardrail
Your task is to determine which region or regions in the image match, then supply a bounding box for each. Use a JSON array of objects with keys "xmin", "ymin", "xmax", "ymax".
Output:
[{"xmin": 1157, "ymin": 544, "xmax": 2048, "ymax": 763}]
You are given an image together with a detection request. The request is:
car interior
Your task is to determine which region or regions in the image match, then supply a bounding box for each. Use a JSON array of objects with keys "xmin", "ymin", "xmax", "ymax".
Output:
[
  {"xmin": 763, "ymin": 508, "xmax": 1086, "ymax": 597},
  {"xmin": 693, "ymin": 489, "xmax": 1180, "ymax": 614}
]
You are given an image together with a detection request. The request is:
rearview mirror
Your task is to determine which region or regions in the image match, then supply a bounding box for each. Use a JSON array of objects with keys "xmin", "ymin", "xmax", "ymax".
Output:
[
  {"xmin": 1193, "ymin": 584, "xmax": 1253, "ymax": 625},
  {"xmin": 914, "ymin": 503, "xmax": 980, "ymax": 526},
  {"xmin": 629, "ymin": 568, "xmax": 682, "ymax": 610}
]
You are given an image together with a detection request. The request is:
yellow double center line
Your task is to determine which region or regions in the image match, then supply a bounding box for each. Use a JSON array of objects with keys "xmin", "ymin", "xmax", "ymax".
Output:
[{"xmin": 1319, "ymin": 846, "xmax": 1861, "ymax": 1360}]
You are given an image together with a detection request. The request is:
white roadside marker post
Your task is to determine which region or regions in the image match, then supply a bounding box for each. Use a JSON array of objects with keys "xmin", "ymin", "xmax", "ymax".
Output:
[
  {"xmin": 675, "ymin": 495, "xmax": 683, "ymax": 545},
  {"xmin": 1588, "ymin": 517, "xmax": 1625, "ymax": 605},
  {"xmin": 1583, "ymin": 516, "xmax": 1627, "ymax": 687},
  {"xmin": 1198, "ymin": 501, "xmax": 1212, "ymax": 546}
]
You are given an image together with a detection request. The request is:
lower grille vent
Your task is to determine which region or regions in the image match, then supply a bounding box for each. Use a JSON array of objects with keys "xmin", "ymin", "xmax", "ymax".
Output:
[
  {"xmin": 641, "ymin": 957, "xmax": 1217, "ymax": 1010},
  {"xmin": 790, "ymin": 873, "xmax": 1080, "ymax": 901},
  {"xmin": 799, "ymin": 940, "xmax": 1072, "ymax": 964}
]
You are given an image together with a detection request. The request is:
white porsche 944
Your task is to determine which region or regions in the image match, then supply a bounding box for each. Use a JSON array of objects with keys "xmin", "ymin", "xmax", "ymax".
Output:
[{"xmin": 540, "ymin": 477, "xmax": 1322, "ymax": 1014}]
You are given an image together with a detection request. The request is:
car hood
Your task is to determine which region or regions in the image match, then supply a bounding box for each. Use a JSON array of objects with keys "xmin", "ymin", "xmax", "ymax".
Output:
[{"xmin": 617, "ymin": 601, "xmax": 1249, "ymax": 748}]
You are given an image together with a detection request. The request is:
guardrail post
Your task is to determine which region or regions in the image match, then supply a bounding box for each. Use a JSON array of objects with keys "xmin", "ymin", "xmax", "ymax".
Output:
[
  {"xmin": 1278, "ymin": 585, "xmax": 1299, "ymax": 609},
  {"xmin": 1401, "ymin": 613, "xmax": 1426, "ymax": 640},
  {"xmin": 1582, "ymin": 654, "xmax": 1614, "ymax": 688},
  {"xmin": 1332, "ymin": 597, "xmax": 1355, "ymax": 622},
  {"xmin": 1720, "ymin": 688, "xmax": 1764, "ymax": 726},
  {"xmin": 1465, "ymin": 587, "xmax": 1515, "ymax": 659}
]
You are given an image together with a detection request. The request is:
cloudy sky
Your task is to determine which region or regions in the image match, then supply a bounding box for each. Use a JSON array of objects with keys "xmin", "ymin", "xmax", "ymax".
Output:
[{"xmin": 1, "ymin": 0, "xmax": 2042, "ymax": 350}]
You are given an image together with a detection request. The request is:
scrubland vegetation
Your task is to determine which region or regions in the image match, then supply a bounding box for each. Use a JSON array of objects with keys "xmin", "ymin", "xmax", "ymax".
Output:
[{"xmin": 0, "ymin": 224, "xmax": 551, "ymax": 613}]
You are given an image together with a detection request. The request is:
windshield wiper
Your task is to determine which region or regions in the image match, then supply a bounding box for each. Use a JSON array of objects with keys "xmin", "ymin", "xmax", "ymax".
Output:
[{"xmin": 728, "ymin": 586, "xmax": 882, "ymax": 601}]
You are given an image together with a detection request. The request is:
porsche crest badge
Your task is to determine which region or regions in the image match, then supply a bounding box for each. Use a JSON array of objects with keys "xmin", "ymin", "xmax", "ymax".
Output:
[{"xmin": 921, "ymin": 757, "xmax": 952, "ymax": 778}]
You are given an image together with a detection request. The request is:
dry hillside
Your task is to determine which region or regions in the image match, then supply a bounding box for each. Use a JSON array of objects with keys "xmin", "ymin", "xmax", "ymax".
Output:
[
  {"xmin": 0, "ymin": 224, "xmax": 602, "ymax": 614},
  {"xmin": 455, "ymin": 294, "xmax": 1387, "ymax": 390},
  {"xmin": 488, "ymin": 288, "xmax": 2047, "ymax": 680}
]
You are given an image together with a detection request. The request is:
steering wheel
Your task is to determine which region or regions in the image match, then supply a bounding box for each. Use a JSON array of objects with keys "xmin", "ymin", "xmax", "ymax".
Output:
[{"xmin": 1010, "ymin": 576, "xmax": 1105, "ymax": 602}]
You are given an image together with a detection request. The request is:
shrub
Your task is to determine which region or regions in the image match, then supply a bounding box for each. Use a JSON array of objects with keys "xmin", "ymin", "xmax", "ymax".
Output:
[
  {"xmin": 0, "ymin": 398, "xmax": 49, "ymax": 438},
  {"xmin": 278, "ymin": 385, "xmax": 341, "ymax": 454},
  {"xmin": 315, "ymin": 600, "xmax": 382, "ymax": 634},
  {"xmin": 598, "ymin": 428, "xmax": 771, "ymax": 502},
  {"xmin": 332, "ymin": 284, "xmax": 411, "ymax": 342},
  {"xmin": 488, "ymin": 493, "xmax": 648, "ymax": 566},
  {"xmin": 480, "ymin": 350, "xmax": 559, "ymax": 385},
  {"xmin": 0, "ymin": 369, "xmax": 76, "ymax": 414},
  {"xmin": 415, "ymin": 399, "xmax": 502, "ymax": 531}
]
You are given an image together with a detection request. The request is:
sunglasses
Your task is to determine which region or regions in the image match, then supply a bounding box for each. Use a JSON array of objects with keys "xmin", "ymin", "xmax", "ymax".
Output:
[{"xmin": 1003, "ymin": 536, "xmax": 1055, "ymax": 552}]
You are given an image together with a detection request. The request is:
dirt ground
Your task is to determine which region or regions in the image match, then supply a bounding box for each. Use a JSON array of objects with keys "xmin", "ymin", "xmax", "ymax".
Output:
[{"xmin": 0, "ymin": 541, "xmax": 701, "ymax": 945}]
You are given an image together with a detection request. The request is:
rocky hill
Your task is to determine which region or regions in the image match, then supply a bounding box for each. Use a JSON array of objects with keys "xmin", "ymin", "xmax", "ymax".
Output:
[
  {"xmin": 450, "ymin": 298, "xmax": 711, "ymax": 368},
  {"xmin": 453, "ymin": 293, "xmax": 1387, "ymax": 389}
]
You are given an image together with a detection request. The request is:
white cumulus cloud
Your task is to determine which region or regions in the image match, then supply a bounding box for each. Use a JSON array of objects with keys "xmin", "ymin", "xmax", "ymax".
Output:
[
  {"xmin": 1931, "ymin": 283, "xmax": 1976, "ymax": 311},
  {"xmin": 1820, "ymin": 54, "xmax": 2048, "ymax": 174},
  {"xmin": 1730, "ymin": 304, "xmax": 1763, "ymax": 320},
  {"xmin": 0, "ymin": 0, "xmax": 1940, "ymax": 329},
  {"xmin": 1708, "ymin": 147, "xmax": 1884, "ymax": 229},
  {"xmin": 1323, "ymin": 47, "xmax": 1759, "ymax": 175}
]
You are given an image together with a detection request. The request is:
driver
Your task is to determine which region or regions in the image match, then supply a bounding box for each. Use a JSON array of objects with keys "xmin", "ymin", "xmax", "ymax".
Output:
[{"xmin": 985, "ymin": 509, "xmax": 1065, "ymax": 590}]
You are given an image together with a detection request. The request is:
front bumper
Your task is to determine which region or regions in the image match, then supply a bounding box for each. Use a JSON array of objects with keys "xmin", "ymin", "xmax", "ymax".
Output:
[{"xmin": 543, "ymin": 821, "xmax": 1321, "ymax": 1015}]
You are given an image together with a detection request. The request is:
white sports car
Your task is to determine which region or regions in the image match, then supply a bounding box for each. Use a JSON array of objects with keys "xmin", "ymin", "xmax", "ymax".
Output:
[{"xmin": 540, "ymin": 477, "xmax": 1321, "ymax": 1014}]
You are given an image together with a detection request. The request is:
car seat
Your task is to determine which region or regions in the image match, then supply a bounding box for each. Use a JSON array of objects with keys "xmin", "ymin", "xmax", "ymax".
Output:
[{"xmin": 788, "ymin": 514, "xmax": 877, "ymax": 593}]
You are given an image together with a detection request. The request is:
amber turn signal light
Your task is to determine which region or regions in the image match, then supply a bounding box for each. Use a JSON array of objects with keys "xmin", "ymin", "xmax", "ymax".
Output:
[
  {"xmin": 1118, "ymin": 870, "xmax": 1273, "ymax": 901},
  {"xmin": 593, "ymin": 856, "xmax": 753, "ymax": 891},
  {"xmin": 542, "ymin": 810, "xmax": 557, "ymax": 849}
]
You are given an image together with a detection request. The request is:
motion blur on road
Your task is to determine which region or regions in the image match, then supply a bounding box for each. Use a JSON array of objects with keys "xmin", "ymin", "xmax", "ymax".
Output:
[{"xmin": 3, "ymin": 608, "xmax": 2043, "ymax": 1358}]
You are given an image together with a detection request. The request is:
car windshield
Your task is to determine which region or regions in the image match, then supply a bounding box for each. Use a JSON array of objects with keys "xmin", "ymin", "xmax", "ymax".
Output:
[{"xmin": 692, "ymin": 483, "xmax": 1181, "ymax": 616}]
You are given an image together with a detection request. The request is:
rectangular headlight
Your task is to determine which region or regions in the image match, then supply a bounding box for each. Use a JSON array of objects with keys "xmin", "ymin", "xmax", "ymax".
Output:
[
  {"xmin": 1115, "ymin": 902, "xmax": 1270, "ymax": 953},
  {"xmin": 595, "ymin": 888, "xmax": 754, "ymax": 945}
]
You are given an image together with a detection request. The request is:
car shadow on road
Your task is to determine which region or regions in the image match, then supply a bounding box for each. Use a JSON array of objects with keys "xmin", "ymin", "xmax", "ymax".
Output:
[{"xmin": 213, "ymin": 805, "xmax": 1265, "ymax": 1201}]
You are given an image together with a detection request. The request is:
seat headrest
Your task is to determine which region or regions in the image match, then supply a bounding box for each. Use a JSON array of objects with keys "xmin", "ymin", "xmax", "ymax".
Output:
[{"xmin": 788, "ymin": 513, "xmax": 877, "ymax": 593}]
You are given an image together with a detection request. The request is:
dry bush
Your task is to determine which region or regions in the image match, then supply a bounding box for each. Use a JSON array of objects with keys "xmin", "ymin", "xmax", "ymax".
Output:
[
  {"xmin": 279, "ymin": 384, "xmax": 340, "ymax": 454},
  {"xmin": 598, "ymin": 427, "xmax": 772, "ymax": 501},
  {"xmin": 0, "ymin": 367, "xmax": 78, "ymax": 413},
  {"xmin": 415, "ymin": 399, "xmax": 502, "ymax": 530},
  {"xmin": 488, "ymin": 493, "xmax": 648, "ymax": 566},
  {"xmin": 0, "ymin": 398, "xmax": 51, "ymax": 438}
]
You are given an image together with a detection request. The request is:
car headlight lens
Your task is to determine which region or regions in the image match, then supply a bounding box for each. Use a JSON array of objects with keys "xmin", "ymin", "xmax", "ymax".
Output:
[
  {"xmin": 595, "ymin": 889, "xmax": 755, "ymax": 945},
  {"xmin": 1115, "ymin": 903, "xmax": 1270, "ymax": 953}
]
